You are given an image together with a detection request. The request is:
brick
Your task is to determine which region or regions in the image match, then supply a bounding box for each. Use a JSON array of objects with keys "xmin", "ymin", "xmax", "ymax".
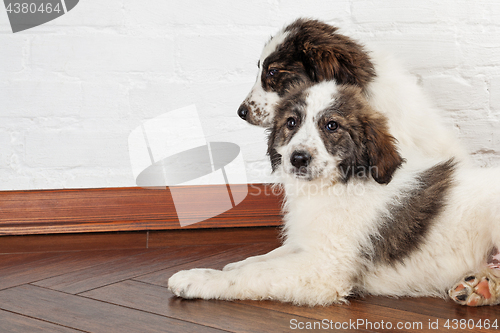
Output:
[
  {"xmin": 446, "ymin": 2, "xmax": 500, "ymax": 25},
  {"xmin": 277, "ymin": 0, "xmax": 351, "ymax": 24},
  {"xmin": 0, "ymin": 170, "xmax": 32, "ymax": 191},
  {"xmin": 25, "ymin": 125, "xmax": 129, "ymax": 168},
  {"xmin": 455, "ymin": 110, "xmax": 500, "ymax": 166},
  {"xmin": 353, "ymin": 0, "xmax": 500, "ymax": 26},
  {"xmin": 31, "ymin": 34, "xmax": 175, "ymax": 74},
  {"xmin": 461, "ymin": 32, "xmax": 500, "ymax": 67},
  {"xmin": 51, "ymin": 0, "xmax": 123, "ymax": 27},
  {"xmin": 422, "ymin": 75, "xmax": 489, "ymax": 111},
  {"xmin": 81, "ymin": 80, "xmax": 129, "ymax": 118},
  {"xmin": 129, "ymin": 80, "xmax": 196, "ymax": 119},
  {"xmin": 353, "ymin": 0, "xmax": 448, "ymax": 24},
  {"xmin": 26, "ymin": 167, "xmax": 136, "ymax": 190},
  {"xmin": 176, "ymin": 34, "xmax": 267, "ymax": 81},
  {"xmin": 0, "ymin": 131, "xmax": 13, "ymax": 168},
  {"xmin": 0, "ymin": 5, "xmax": 12, "ymax": 30},
  {"xmin": 489, "ymin": 76, "xmax": 500, "ymax": 111},
  {"xmin": 367, "ymin": 32, "xmax": 460, "ymax": 70},
  {"xmin": 124, "ymin": 0, "xmax": 273, "ymax": 27},
  {"xmin": 0, "ymin": 35, "xmax": 25, "ymax": 72},
  {"xmin": 0, "ymin": 80, "xmax": 82, "ymax": 117}
]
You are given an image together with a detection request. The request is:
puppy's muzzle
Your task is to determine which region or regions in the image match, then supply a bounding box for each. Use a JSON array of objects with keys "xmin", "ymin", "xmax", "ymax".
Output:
[{"xmin": 290, "ymin": 151, "xmax": 312, "ymax": 174}]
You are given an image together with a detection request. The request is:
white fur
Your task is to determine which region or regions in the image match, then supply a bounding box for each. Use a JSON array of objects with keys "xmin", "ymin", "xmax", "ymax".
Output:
[
  {"xmin": 168, "ymin": 81, "xmax": 499, "ymax": 306},
  {"xmin": 364, "ymin": 46, "xmax": 469, "ymax": 163}
]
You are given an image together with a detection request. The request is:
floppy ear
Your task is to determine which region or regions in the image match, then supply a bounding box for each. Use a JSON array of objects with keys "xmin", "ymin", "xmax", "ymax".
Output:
[
  {"xmin": 362, "ymin": 115, "xmax": 404, "ymax": 184},
  {"xmin": 266, "ymin": 126, "xmax": 282, "ymax": 172},
  {"xmin": 301, "ymin": 39, "xmax": 375, "ymax": 89}
]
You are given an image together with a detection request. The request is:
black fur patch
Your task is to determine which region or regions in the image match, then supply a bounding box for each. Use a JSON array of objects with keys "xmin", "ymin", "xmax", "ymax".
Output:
[
  {"xmin": 366, "ymin": 159, "xmax": 456, "ymax": 265},
  {"xmin": 261, "ymin": 18, "xmax": 376, "ymax": 96},
  {"xmin": 284, "ymin": 18, "xmax": 376, "ymax": 90}
]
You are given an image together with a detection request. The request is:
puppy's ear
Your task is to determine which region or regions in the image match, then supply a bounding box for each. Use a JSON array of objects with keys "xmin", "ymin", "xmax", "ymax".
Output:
[
  {"xmin": 301, "ymin": 38, "xmax": 375, "ymax": 89},
  {"xmin": 266, "ymin": 126, "xmax": 282, "ymax": 172},
  {"xmin": 362, "ymin": 115, "xmax": 404, "ymax": 184}
]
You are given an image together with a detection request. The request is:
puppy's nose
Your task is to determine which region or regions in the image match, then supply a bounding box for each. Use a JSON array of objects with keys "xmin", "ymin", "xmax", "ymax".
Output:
[
  {"xmin": 237, "ymin": 104, "xmax": 249, "ymax": 120},
  {"xmin": 290, "ymin": 151, "xmax": 311, "ymax": 168}
]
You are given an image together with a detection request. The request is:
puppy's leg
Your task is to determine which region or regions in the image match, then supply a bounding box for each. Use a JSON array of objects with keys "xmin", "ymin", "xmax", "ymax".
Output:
[
  {"xmin": 449, "ymin": 268, "xmax": 500, "ymax": 306},
  {"xmin": 168, "ymin": 251, "xmax": 353, "ymax": 306},
  {"xmin": 223, "ymin": 244, "xmax": 295, "ymax": 271}
]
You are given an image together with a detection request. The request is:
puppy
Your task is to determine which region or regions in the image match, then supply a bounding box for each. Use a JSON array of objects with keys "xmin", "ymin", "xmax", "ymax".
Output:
[
  {"xmin": 237, "ymin": 18, "xmax": 467, "ymax": 162},
  {"xmin": 169, "ymin": 81, "xmax": 500, "ymax": 306}
]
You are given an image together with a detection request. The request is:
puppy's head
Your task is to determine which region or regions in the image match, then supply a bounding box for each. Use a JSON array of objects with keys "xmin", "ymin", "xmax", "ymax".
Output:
[
  {"xmin": 268, "ymin": 82, "xmax": 403, "ymax": 185},
  {"xmin": 238, "ymin": 18, "xmax": 375, "ymax": 127}
]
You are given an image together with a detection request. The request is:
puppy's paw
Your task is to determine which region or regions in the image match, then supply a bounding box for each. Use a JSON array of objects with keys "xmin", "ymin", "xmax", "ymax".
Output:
[
  {"xmin": 449, "ymin": 270, "xmax": 500, "ymax": 306},
  {"xmin": 168, "ymin": 268, "xmax": 223, "ymax": 299}
]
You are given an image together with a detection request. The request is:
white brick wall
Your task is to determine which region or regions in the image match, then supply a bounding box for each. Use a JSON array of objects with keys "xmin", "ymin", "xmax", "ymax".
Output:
[{"xmin": 2, "ymin": 0, "xmax": 500, "ymax": 190}]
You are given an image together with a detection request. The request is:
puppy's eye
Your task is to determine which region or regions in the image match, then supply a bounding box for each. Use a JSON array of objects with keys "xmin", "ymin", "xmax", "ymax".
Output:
[
  {"xmin": 267, "ymin": 69, "xmax": 278, "ymax": 78},
  {"xmin": 326, "ymin": 121, "xmax": 339, "ymax": 132},
  {"xmin": 286, "ymin": 117, "xmax": 297, "ymax": 130}
]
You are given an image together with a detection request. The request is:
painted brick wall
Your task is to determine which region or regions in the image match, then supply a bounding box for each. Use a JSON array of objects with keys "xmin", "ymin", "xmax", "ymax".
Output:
[{"xmin": 1, "ymin": 0, "xmax": 500, "ymax": 190}]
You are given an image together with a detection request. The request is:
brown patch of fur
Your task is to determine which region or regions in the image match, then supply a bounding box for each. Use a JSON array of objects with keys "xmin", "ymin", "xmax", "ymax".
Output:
[
  {"xmin": 284, "ymin": 18, "xmax": 376, "ymax": 90},
  {"xmin": 318, "ymin": 85, "xmax": 403, "ymax": 184},
  {"xmin": 260, "ymin": 59, "xmax": 310, "ymax": 97},
  {"xmin": 360, "ymin": 112, "xmax": 404, "ymax": 184},
  {"xmin": 261, "ymin": 18, "xmax": 376, "ymax": 96},
  {"xmin": 367, "ymin": 159, "xmax": 456, "ymax": 265}
]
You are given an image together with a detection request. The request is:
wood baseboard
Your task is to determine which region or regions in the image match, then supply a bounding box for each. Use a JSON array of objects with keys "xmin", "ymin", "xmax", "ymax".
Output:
[
  {"xmin": 0, "ymin": 227, "xmax": 282, "ymax": 254},
  {"xmin": 0, "ymin": 184, "xmax": 283, "ymax": 236}
]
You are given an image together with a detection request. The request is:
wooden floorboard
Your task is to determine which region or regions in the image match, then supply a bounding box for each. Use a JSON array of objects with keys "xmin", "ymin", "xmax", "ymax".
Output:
[
  {"xmin": 0, "ymin": 249, "xmax": 148, "ymax": 291},
  {"xmin": 32, "ymin": 245, "xmax": 239, "ymax": 295},
  {"xmin": 1, "ymin": 228, "xmax": 500, "ymax": 332},
  {"xmin": 0, "ymin": 232, "xmax": 149, "ymax": 254},
  {"xmin": 0, "ymin": 285, "xmax": 223, "ymax": 333},
  {"xmin": 0, "ymin": 309, "xmax": 85, "ymax": 333},
  {"xmin": 134, "ymin": 242, "xmax": 280, "ymax": 287},
  {"xmin": 81, "ymin": 280, "xmax": 333, "ymax": 333}
]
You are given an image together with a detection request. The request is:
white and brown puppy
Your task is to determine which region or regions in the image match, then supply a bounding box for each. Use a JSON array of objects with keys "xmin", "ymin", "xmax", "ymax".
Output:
[
  {"xmin": 169, "ymin": 81, "xmax": 500, "ymax": 307},
  {"xmin": 238, "ymin": 18, "xmax": 467, "ymax": 162}
]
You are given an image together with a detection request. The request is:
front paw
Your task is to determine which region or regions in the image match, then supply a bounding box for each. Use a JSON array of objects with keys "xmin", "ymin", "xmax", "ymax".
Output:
[{"xmin": 168, "ymin": 268, "xmax": 224, "ymax": 299}]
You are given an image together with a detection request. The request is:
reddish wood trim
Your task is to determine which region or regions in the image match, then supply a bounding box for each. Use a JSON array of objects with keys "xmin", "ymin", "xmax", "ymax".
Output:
[
  {"xmin": 0, "ymin": 184, "xmax": 283, "ymax": 236},
  {"xmin": 148, "ymin": 226, "xmax": 282, "ymax": 248},
  {"xmin": 0, "ymin": 227, "xmax": 281, "ymax": 254}
]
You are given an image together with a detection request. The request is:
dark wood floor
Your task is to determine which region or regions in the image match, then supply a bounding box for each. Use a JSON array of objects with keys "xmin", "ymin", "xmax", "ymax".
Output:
[{"xmin": 1, "ymin": 227, "xmax": 499, "ymax": 333}]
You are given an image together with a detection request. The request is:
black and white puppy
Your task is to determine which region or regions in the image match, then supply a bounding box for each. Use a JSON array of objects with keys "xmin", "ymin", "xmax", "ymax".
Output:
[
  {"xmin": 238, "ymin": 18, "xmax": 467, "ymax": 162},
  {"xmin": 169, "ymin": 81, "xmax": 500, "ymax": 307}
]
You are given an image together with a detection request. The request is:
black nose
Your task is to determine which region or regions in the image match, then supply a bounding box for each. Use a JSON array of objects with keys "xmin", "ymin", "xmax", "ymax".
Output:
[
  {"xmin": 237, "ymin": 105, "xmax": 248, "ymax": 120},
  {"xmin": 290, "ymin": 151, "xmax": 311, "ymax": 168}
]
